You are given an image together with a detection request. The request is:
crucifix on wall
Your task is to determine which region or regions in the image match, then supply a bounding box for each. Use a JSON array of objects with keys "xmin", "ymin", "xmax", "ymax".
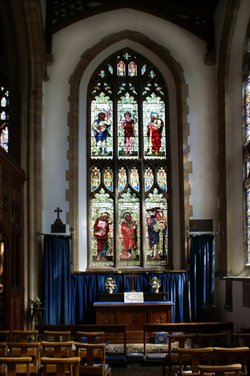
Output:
[{"xmin": 51, "ymin": 207, "xmax": 66, "ymax": 233}]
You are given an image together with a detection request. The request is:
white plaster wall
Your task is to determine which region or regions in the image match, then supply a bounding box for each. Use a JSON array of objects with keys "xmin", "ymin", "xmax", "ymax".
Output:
[
  {"xmin": 217, "ymin": 279, "xmax": 250, "ymax": 331},
  {"xmin": 42, "ymin": 9, "xmax": 218, "ymax": 271}
]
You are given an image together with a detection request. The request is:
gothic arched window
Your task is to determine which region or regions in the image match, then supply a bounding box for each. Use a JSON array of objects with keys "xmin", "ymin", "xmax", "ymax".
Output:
[
  {"xmin": 243, "ymin": 24, "xmax": 250, "ymax": 265},
  {"xmin": 0, "ymin": 83, "xmax": 9, "ymax": 152},
  {"xmin": 87, "ymin": 49, "xmax": 170, "ymax": 269}
]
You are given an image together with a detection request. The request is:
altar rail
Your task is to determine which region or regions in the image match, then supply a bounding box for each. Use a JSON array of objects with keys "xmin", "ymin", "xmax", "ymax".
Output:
[{"xmin": 143, "ymin": 321, "xmax": 234, "ymax": 354}]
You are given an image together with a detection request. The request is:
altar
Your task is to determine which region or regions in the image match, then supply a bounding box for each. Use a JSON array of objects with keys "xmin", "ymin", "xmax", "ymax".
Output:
[{"xmin": 94, "ymin": 293, "xmax": 174, "ymax": 341}]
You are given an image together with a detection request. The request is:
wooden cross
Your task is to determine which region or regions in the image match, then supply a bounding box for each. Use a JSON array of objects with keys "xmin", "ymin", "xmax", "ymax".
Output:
[
  {"xmin": 131, "ymin": 271, "xmax": 139, "ymax": 291},
  {"xmin": 54, "ymin": 207, "xmax": 62, "ymax": 219}
]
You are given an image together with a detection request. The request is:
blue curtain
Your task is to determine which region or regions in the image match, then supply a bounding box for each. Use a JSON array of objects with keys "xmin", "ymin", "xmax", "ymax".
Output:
[
  {"xmin": 43, "ymin": 235, "xmax": 72, "ymax": 325},
  {"xmin": 70, "ymin": 271, "xmax": 190, "ymax": 324},
  {"xmin": 189, "ymin": 234, "xmax": 215, "ymax": 321}
]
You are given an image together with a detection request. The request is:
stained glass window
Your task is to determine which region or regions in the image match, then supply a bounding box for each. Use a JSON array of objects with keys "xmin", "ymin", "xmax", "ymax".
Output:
[
  {"xmin": 87, "ymin": 49, "xmax": 169, "ymax": 268},
  {"xmin": 0, "ymin": 85, "xmax": 9, "ymax": 152},
  {"xmin": 243, "ymin": 27, "xmax": 250, "ymax": 264}
]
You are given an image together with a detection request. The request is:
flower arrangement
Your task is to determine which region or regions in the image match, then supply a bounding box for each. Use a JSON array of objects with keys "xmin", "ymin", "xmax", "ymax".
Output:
[
  {"xmin": 29, "ymin": 296, "xmax": 42, "ymax": 309},
  {"xmin": 105, "ymin": 277, "xmax": 116, "ymax": 293},
  {"xmin": 150, "ymin": 277, "xmax": 161, "ymax": 291}
]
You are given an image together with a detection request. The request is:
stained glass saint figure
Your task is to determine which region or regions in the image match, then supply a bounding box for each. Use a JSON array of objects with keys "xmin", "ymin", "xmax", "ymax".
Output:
[
  {"xmin": 93, "ymin": 211, "xmax": 110, "ymax": 261},
  {"xmin": 120, "ymin": 212, "xmax": 138, "ymax": 260},
  {"xmin": 147, "ymin": 208, "xmax": 167, "ymax": 259},
  {"xmin": 146, "ymin": 112, "xmax": 164, "ymax": 156},
  {"xmin": 92, "ymin": 111, "xmax": 111, "ymax": 155}
]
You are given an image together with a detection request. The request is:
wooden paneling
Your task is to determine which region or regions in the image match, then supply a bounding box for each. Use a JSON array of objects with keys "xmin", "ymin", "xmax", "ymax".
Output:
[
  {"xmin": 0, "ymin": 148, "xmax": 25, "ymax": 329},
  {"xmin": 94, "ymin": 301, "xmax": 173, "ymax": 342}
]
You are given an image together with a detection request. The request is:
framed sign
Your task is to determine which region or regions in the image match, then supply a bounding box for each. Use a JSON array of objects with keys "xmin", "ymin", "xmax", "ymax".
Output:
[{"xmin": 124, "ymin": 292, "xmax": 144, "ymax": 303}]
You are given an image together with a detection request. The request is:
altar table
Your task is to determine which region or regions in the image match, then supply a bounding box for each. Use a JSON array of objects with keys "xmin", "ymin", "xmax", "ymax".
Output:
[{"xmin": 94, "ymin": 300, "xmax": 174, "ymax": 342}]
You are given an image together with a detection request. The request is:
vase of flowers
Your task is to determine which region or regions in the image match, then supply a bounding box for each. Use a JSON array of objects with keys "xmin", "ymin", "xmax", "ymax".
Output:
[
  {"xmin": 150, "ymin": 277, "xmax": 161, "ymax": 293},
  {"xmin": 105, "ymin": 277, "xmax": 116, "ymax": 294},
  {"xmin": 29, "ymin": 296, "xmax": 42, "ymax": 310}
]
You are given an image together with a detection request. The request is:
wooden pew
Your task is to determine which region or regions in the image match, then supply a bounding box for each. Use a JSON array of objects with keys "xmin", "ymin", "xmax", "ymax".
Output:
[{"xmin": 143, "ymin": 321, "xmax": 234, "ymax": 355}]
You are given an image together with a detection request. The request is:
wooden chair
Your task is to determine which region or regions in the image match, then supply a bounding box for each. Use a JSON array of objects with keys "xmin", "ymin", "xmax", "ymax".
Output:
[
  {"xmin": 7, "ymin": 342, "xmax": 41, "ymax": 375},
  {"xmin": 0, "ymin": 356, "xmax": 32, "ymax": 376},
  {"xmin": 233, "ymin": 333, "xmax": 250, "ymax": 347},
  {"xmin": 195, "ymin": 332, "xmax": 229, "ymax": 347},
  {"xmin": 199, "ymin": 363, "xmax": 242, "ymax": 376},
  {"xmin": 41, "ymin": 356, "xmax": 80, "ymax": 376},
  {"xmin": 213, "ymin": 346, "xmax": 250, "ymax": 375},
  {"xmin": 0, "ymin": 331, "xmax": 10, "ymax": 342},
  {"xmin": 74, "ymin": 342, "xmax": 111, "ymax": 376},
  {"xmin": 10, "ymin": 330, "xmax": 38, "ymax": 342},
  {"xmin": 177, "ymin": 346, "xmax": 214, "ymax": 374},
  {"xmin": 43, "ymin": 330, "xmax": 71, "ymax": 342},
  {"xmin": 75, "ymin": 331, "xmax": 105, "ymax": 344},
  {"xmin": 0, "ymin": 345, "xmax": 8, "ymax": 375},
  {"xmin": 232, "ymin": 334, "xmax": 250, "ymax": 374},
  {"xmin": 41, "ymin": 340, "xmax": 74, "ymax": 374},
  {"xmin": 0, "ymin": 343, "xmax": 7, "ymax": 357},
  {"xmin": 162, "ymin": 333, "xmax": 197, "ymax": 376}
]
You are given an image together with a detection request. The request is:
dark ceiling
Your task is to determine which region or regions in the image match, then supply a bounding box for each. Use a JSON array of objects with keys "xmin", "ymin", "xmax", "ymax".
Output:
[{"xmin": 45, "ymin": 0, "xmax": 220, "ymax": 59}]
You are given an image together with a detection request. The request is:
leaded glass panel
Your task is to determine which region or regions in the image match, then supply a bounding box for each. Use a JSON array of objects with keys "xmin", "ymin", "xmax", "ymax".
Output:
[
  {"xmin": 145, "ymin": 189, "xmax": 168, "ymax": 266},
  {"xmin": 104, "ymin": 167, "xmax": 113, "ymax": 191},
  {"xmin": 145, "ymin": 167, "xmax": 154, "ymax": 191},
  {"xmin": 0, "ymin": 86, "xmax": 9, "ymax": 152},
  {"xmin": 118, "ymin": 189, "xmax": 140, "ymax": 266},
  {"xmin": 243, "ymin": 30, "xmax": 250, "ymax": 264},
  {"xmin": 118, "ymin": 95, "xmax": 138, "ymax": 158},
  {"xmin": 157, "ymin": 167, "xmax": 167, "ymax": 191},
  {"xmin": 143, "ymin": 95, "xmax": 166, "ymax": 159},
  {"xmin": 90, "ymin": 189, "xmax": 114, "ymax": 267},
  {"xmin": 91, "ymin": 94, "xmax": 113, "ymax": 158},
  {"xmin": 118, "ymin": 167, "xmax": 128, "ymax": 192},
  {"xmin": 87, "ymin": 48, "xmax": 169, "ymax": 269},
  {"xmin": 91, "ymin": 166, "xmax": 101, "ymax": 192},
  {"xmin": 130, "ymin": 167, "xmax": 140, "ymax": 192}
]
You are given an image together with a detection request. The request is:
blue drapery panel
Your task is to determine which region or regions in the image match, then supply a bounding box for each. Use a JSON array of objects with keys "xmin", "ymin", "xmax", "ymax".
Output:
[
  {"xmin": 189, "ymin": 234, "xmax": 215, "ymax": 321},
  {"xmin": 70, "ymin": 272, "xmax": 190, "ymax": 324},
  {"xmin": 43, "ymin": 235, "xmax": 72, "ymax": 325}
]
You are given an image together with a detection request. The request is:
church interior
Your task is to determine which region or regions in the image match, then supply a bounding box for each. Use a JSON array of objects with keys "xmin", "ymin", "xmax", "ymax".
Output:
[{"xmin": 0, "ymin": 0, "xmax": 250, "ymax": 373}]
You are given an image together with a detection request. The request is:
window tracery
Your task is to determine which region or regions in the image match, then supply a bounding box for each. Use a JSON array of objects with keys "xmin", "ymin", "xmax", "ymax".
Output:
[{"xmin": 87, "ymin": 49, "xmax": 169, "ymax": 268}]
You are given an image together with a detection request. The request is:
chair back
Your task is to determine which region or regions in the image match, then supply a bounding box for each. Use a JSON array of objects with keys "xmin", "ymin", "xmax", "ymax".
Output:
[
  {"xmin": 0, "ymin": 343, "xmax": 7, "ymax": 357},
  {"xmin": 0, "ymin": 330, "xmax": 10, "ymax": 342},
  {"xmin": 199, "ymin": 363, "xmax": 242, "ymax": 376},
  {"xmin": 74, "ymin": 342, "xmax": 111, "ymax": 375},
  {"xmin": 43, "ymin": 330, "xmax": 71, "ymax": 342},
  {"xmin": 41, "ymin": 341, "xmax": 74, "ymax": 374},
  {"xmin": 178, "ymin": 346, "xmax": 214, "ymax": 373},
  {"xmin": 195, "ymin": 332, "xmax": 229, "ymax": 347},
  {"xmin": 10, "ymin": 330, "xmax": 38, "ymax": 342},
  {"xmin": 0, "ymin": 356, "xmax": 32, "ymax": 376},
  {"xmin": 75, "ymin": 331, "xmax": 105, "ymax": 344},
  {"xmin": 233, "ymin": 333, "xmax": 250, "ymax": 347},
  {"xmin": 213, "ymin": 346, "xmax": 249, "ymax": 375},
  {"xmin": 163, "ymin": 333, "xmax": 197, "ymax": 376},
  {"xmin": 41, "ymin": 340, "xmax": 73, "ymax": 357},
  {"xmin": 41, "ymin": 356, "xmax": 80, "ymax": 376},
  {"xmin": 7, "ymin": 342, "xmax": 41, "ymax": 375}
]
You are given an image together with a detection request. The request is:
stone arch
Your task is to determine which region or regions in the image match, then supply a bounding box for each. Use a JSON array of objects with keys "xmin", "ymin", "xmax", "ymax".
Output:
[{"xmin": 66, "ymin": 30, "xmax": 191, "ymax": 270}]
